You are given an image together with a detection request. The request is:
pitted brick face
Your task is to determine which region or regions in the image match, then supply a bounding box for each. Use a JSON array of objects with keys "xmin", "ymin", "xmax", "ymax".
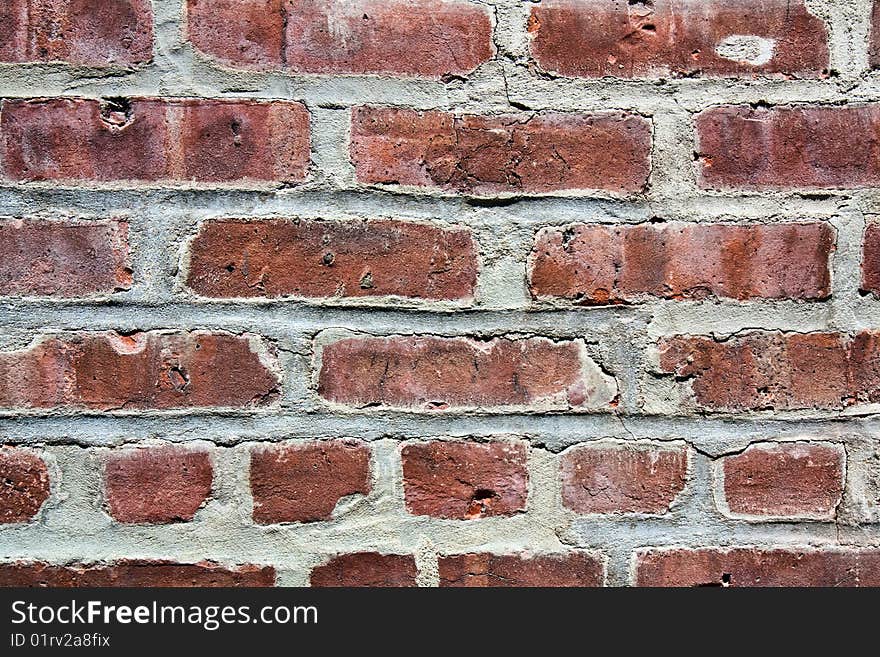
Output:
[
  {"xmin": 104, "ymin": 447, "xmax": 213, "ymax": 523},
  {"xmin": 0, "ymin": 98, "xmax": 309, "ymax": 184},
  {"xmin": 636, "ymin": 549, "xmax": 880, "ymax": 587},
  {"xmin": 0, "ymin": 0, "xmax": 154, "ymax": 66},
  {"xmin": 317, "ymin": 334, "xmax": 618, "ymax": 412},
  {"xmin": 250, "ymin": 441, "xmax": 371, "ymax": 524},
  {"xmin": 401, "ymin": 440, "xmax": 529, "ymax": 520},
  {"xmin": 350, "ymin": 107, "xmax": 652, "ymax": 195},
  {"xmin": 0, "ymin": 448, "xmax": 50, "ymax": 523},
  {"xmin": 439, "ymin": 553, "xmax": 605, "ymax": 587},
  {"xmin": 561, "ymin": 442, "xmax": 688, "ymax": 514},
  {"xmin": 0, "ymin": 332, "xmax": 280, "ymax": 411},
  {"xmin": 0, "ymin": 561, "xmax": 276, "ymax": 587},
  {"xmin": 719, "ymin": 443, "xmax": 844, "ymax": 519},
  {"xmin": 187, "ymin": 219, "xmax": 477, "ymax": 301},
  {"xmin": 529, "ymin": 0, "xmax": 829, "ymax": 79},
  {"xmin": 310, "ymin": 553, "xmax": 418, "ymax": 587},
  {"xmin": 187, "ymin": 0, "xmax": 494, "ymax": 78},
  {"xmin": 0, "ymin": 219, "xmax": 131, "ymax": 297},
  {"xmin": 530, "ymin": 222, "xmax": 834, "ymax": 304},
  {"xmin": 658, "ymin": 332, "xmax": 880, "ymax": 411}
]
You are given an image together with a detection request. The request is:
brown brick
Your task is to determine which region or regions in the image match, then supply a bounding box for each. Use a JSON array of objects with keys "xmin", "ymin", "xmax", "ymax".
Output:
[
  {"xmin": 863, "ymin": 222, "xmax": 880, "ymax": 295},
  {"xmin": 401, "ymin": 440, "xmax": 528, "ymax": 520},
  {"xmin": 0, "ymin": 0, "xmax": 153, "ymax": 66},
  {"xmin": 658, "ymin": 331, "xmax": 880, "ymax": 411},
  {"xmin": 250, "ymin": 441, "xmax": 371, "ymax": 524},
  {"xmin": 0, "ymin": 218, "xmax": 131, "ymax": 297},
  {"xmin": 561, "ymin": 442, "xmax": 688, "ymax": 514},
  {"xmin": 696, "ymin": 105, "xmax": 880, "ymax": 190},
  {"xmin": 0, "ymin": 331, "xmax": 279, "ymax": 411},
  {"xmin": 635, "ymin": 548, "xmax": 880, "ymax": 587},
  {"xmin": 529, "ymin": 0, "xmax": 828, "ymax": 79},
  {"xmin": 439, "ymin": 552, "xmax": 605, "ymax": 587},
  {"xmin": 350, "ymin": 107, "xmax": 651, "ymax": 195},
  {"xmin": 317, "ymin": 334, "xmax": 617, "ymax": 412},
  {"xmin": 104, "ymin": 446, "xmax": 213, "ymax": 523},
  {"xmin": 0, "ymin": 561, "xmax": 275, "ymax": 587},
  {"xmin": 0, "ymin": 98, "xmax": 309, "ymax": 185},
  {"xmin": 0, "ymin": 448, "xmax": 50, "ymax": 523},
  {"xmin": 529, "ymin": 222, "xmax": 833, "ymax": 304},
  {"xmin": 187, "ymin": 0, "xmax": 494, "ymax": 78},
  {"xmin": 186, "ymin": 219, "xmax": 477, "ymax": 301},
  {"xmin": 309, "ymin": 553, "xmax": 417, "ymax": 587},
  {"xmin": 872, "ymin": 0, "xmax": 880, "ymax": 68},
  {"xmin": 720, "ymin": 442, "xmax": 844, "ymax": 519}
]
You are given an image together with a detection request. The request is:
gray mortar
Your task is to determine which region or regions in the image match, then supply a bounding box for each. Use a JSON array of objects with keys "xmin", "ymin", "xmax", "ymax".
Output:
[{"xmin": 1, "ymin": 0, "xmax": 879, "ymax": 585}]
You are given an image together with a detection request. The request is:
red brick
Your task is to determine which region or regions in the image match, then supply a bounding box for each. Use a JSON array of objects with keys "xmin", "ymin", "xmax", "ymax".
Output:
[
  {"xmin": 0, "ymin": 448, "xmax": 50, "ymax": 523},
  {"xmin": 188, "ymin": 0, "xmax": 494, "ymax": 78},
  {"xmin": 250, "ymin": 440, "xmax": 371, "ymax": 524},
  {"xmin": 720, "ymin": 442, "xmax": 844, "ymax": 519},
  {"xmin": 0, "ymin": 560, "xmax": 275, "ymax": 587},
  {"xmin": 658, "ymin": 331, "xmax": 880, "ymax": 411},
  {"xmin": 350, "ymin": 107, "xmax": 651, "ymax": 195},
  {"xmin": 561, "ymin": 442, "xmax": 688, "ymax": 514},
  {"xmin": 0, "ymin": 218, "xmax": 131, "ymax": 297},
  {"xmin": 696, "ymin": 105, "xmax": 880, "ymax": 190},
  {"xmin": 317, "ymin": 335, "xmax": 617, "ymax": 411},
  {"xmin": 187, "ymin": 0, "xmax": 284, "ymax": 70},
  {"xmin": 0, "ymin": 98, "xmax": 309, "ymax": 184},
  {"xmin": 186, "ymin": 219, "xmax": 477, "ymax": 301},
  {"xmin": 401, "ymin": 440, "xmax": 528, "ymax": 520},
  {"xmin": 104, "ymin": 446, "xmax": 213, "ymax": 523},
  {"xmin": 309, "ymin": 553, "xmax": 417, "ymax": 587},
  {"xmin": 0, "ymin": 331, "xmax": 279, "ymax": 411},
  {"xmin": 863, "ymin": 222, "xmax": 880, "ymax": 295},
  {"xmin": 635, "ymin": 548, "xmax": 880, "ymax": 587},
  {"xmin": 439, "ymin": 552, "xmax": 605, "ymax": 587},
  {"xmin": 529, "ymin": 222, "xmax": 833, "ymax": 304},
  {"xmin": 529, "ymin": 0, "xmax": 828, "ymax": 79},
  {"xmin": 0, "ymin": 0, "xmax": 153, "ymax": 66}
]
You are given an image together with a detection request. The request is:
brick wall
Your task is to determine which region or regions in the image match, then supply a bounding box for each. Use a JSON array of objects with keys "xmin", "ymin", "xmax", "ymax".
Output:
[{"xmin": 1, "ymin": 0, "xmax": 879, "ymax": 587}]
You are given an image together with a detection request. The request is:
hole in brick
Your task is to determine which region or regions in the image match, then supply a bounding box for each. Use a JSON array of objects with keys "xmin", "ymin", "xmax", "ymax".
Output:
[
  {"xmin": 322, "ymin": 252, "xmax": 335, "ymax": 266},
  {"xmin": 225, "ymin": 263, "xmax": 236, "ymax": 273},
  {"xmin": 721, "ymin": 573, "xmax": 731, "ymax": 586},
  {"xmin": 168, "ymin": 365, "xmax": 190, "ymax": 392},
  {"xmin": 100, "ymin": 97, "xmax": 133, "ymax": 131},
  {"xmin": 359, "ymin": 272, "xmax": 374, "ymax": 289}
]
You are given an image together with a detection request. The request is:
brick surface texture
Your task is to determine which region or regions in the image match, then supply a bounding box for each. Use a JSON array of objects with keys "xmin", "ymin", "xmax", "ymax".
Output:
[{"xmin": 1, "ymin": 0, "xmax": 879, "ymax": 589}]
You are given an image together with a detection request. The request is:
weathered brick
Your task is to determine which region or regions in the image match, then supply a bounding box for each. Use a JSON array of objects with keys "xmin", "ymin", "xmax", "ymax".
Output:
[
  {"xmin": 187, "ymin": 0, "xmax": 494, "ymax": 78},
  {"xmin": 0, "ymin": 448, "xmax": 50, "ymax": 523},
  {"xmin": 863, "ymin": 222, "xmax": 880, "ymax": 295},
  {"xmin": 0, "ymin": 218, "xmax": 131, "ymax": 297},
  {"xmin": 350, "ymin": 107, "xmax": 651, "ymax": 195},
  {"xmin": 529, "ymin": 222, "xmax": 833, "ymax": 304},
  {"xmin": 696, "ymin": 105, "xmax": 880, "ymax": 190},
  {"xmin": 658, "ymin": 331, "xmax": 880, "ymax": 411},
  {"xmin": 104, "ymin": 446, "xmax": 213, "ymax": 523},
  {"xmin": 0, "ymin": 561, "xmax": 275, "ymax": 587},
  {"xmin": 635, "ymin": 548, "xmax": 880, "ymax": 587},
  {"xmin": 719, "ymin": 442, "xmax": 844, "ymax": 519},
  {"xmin": 0, "ymin": 0, "xmax": 153, "ymax": 66},
  {"xmin": 250, "ymin": 441, "xmax": 371, "ymax": 524},
  {"xmin": 871, "ymin": 0, "xmax": 880, "ymax": 68},
  {"xmin": 401, "ymin": 440, "xmax": 528, "ymax": 520},
  {"xmin": 0, "ymin": 331, "xmax": 279, "ymax": 411},
  {"xmin": 0, "ymin": 98, "xmax": 309, "ymax": 184},
  {"xmin": 529, "ymin": 0, "xmax": 828, "ymax": 79},
  {"xmin": 561, "ymin": 442, "xmax": 688, "ymax": 514},
  {"xmin": 317, "ymin": 334, "xmax": 617, "ymax": 412},
  {"xmin": 186, "ymin": 219, "xmax": 477, "ymax": 301},
  {"xmin": 439, "ymin": 553, "xmax": 605, "ymax": 587},
  {"xmin": 309, "ymin": 553, "xmax": 417, "ymax": 587}
]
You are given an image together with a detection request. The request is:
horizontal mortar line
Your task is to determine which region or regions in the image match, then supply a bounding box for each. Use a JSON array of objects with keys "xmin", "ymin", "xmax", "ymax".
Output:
[{"xmin": 0, "ymin": 413, "xmax": 876, "ymax": 450}]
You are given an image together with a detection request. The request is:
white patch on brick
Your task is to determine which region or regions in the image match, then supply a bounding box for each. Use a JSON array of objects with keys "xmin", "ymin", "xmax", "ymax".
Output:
[{"xmin": 715, "ymin": 36, "xmax": 776, "ymax": 66}]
